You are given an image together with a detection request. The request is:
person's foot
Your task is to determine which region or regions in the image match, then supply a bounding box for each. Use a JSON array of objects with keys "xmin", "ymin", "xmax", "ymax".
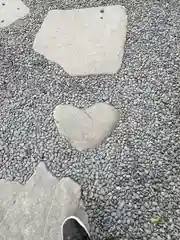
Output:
[{"xmin": 62, "ymin": 216, "xmax": 91, "ymax": 240}]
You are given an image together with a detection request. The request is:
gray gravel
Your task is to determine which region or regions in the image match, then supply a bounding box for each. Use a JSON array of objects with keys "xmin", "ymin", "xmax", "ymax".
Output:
[{"xmin": 0, "ymin": 0, "xmax": 180, "ymax": 239}]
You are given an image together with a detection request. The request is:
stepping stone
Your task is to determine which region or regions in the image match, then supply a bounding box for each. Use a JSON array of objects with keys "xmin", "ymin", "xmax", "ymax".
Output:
[
  {"xmin": 0, "ymin": 163, "xmax": 89, "ymax": 240},
  {"xmin": 33, "ymin": 5, "xmax": 127, "ymax": 76},
  {"xmin": 53, "ymin": 103, "xmax": 119, "ymax": 150},
  {"xmin": 0, "ymin": 0, "xmax": 29, "ymax": 28}
]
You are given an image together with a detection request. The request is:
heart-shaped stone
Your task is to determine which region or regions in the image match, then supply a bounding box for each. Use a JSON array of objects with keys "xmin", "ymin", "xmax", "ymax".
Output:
[{"xmin": 53, "ymin": 103, "xmax": 119, "ymax": 150}]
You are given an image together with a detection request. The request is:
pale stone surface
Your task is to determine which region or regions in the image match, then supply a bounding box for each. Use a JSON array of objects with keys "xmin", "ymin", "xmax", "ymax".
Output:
[
  {"xmin": 0, "ymin": 163, "xmax": 89, "ymax": 240},
  {"xmin": 0, "ymin": 0, "xmax": 29, "ymax": 28},
  {"xmin": 33, "ymin": 5, "xmax": 127, "ymax": 76},
  {"xmin": 53, "ymin": 103, "xmax": 119, "ymax": 150}
]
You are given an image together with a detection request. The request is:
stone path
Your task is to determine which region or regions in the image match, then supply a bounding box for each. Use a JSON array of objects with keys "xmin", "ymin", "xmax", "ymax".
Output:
[
  {"xmin": 0, "ymin": 2, "xmax": 124, "ymax": 151},
  {"xmin": 0, "ymin": 162, "xmax": 89, "ymax": 240},
  {"xmin": 1, "ymin": 2, "xmax": 125, "ymax": 238},
  {"xmin": 0, "ymin": 0, "xmax": 179, "ymax": 239},
  {"xmin": 33, "ymin": 5, "xmax": 127, "ymax": 76}
]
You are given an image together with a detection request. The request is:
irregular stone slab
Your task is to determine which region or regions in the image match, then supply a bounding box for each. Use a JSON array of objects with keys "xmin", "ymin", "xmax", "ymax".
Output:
[
  {"xmin": 33, "ymin": 5, "xmax": 127, "ymax": 76},
  {"xmin": 0, "ymin": 163, "xmax": 89, "ymax": 240},
  {"xmin": 53, "ymin": 103, "xmax": 119, "ymax": 150},
  {"xmin": 0, "ymin": 0, "xmax": 29, "ymax": 28}
]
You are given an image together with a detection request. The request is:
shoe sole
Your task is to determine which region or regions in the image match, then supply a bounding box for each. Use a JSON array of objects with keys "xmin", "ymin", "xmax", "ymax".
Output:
[{"xmin": 61, "ymin": 215, "xmax": 90, "ymax": 239}]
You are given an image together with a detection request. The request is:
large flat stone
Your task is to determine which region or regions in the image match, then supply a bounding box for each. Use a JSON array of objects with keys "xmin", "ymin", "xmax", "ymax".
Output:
[
  {"xmin": 0, "ymin": 163, "xmax": 89, "ymax": 240},
  {"xmin": 0, "ymin": 0, "xmax": 29, "ymax": 28},
  {"xmin": 53, "ymin": 103, "xmax": 119, "ymax": 150},
  {"xmin": 33, "ymin": 5, "xmax": 127, "ymax": 76}
]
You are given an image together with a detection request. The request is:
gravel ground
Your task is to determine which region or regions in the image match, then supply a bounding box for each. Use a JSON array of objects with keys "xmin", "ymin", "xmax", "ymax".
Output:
[{"xmin": 0, "ymin": 0, "xmax": 180, "ymax": 239}]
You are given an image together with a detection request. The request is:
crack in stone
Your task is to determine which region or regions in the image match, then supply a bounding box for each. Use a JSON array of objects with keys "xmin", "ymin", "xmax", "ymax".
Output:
[{"xmin": 42, "ymin": 184, "xmax": 58, "ymax": 240}]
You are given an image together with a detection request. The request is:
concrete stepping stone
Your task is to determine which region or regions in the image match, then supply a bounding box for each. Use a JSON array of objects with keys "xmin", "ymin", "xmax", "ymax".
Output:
[
  {"xmin": 33, "ymin": 5, "xmax": 127, "ymax": 76},
  {"xmin": 53, "ymin": 103, "xmax": 119, "ymax": 150},
  {"xmin": 0, "ymin": 163, "xmax": 89, "ymax": 240},
  {"xmin": 0, "ymin": 0, "xmax": 29, "ymax": 28}
]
